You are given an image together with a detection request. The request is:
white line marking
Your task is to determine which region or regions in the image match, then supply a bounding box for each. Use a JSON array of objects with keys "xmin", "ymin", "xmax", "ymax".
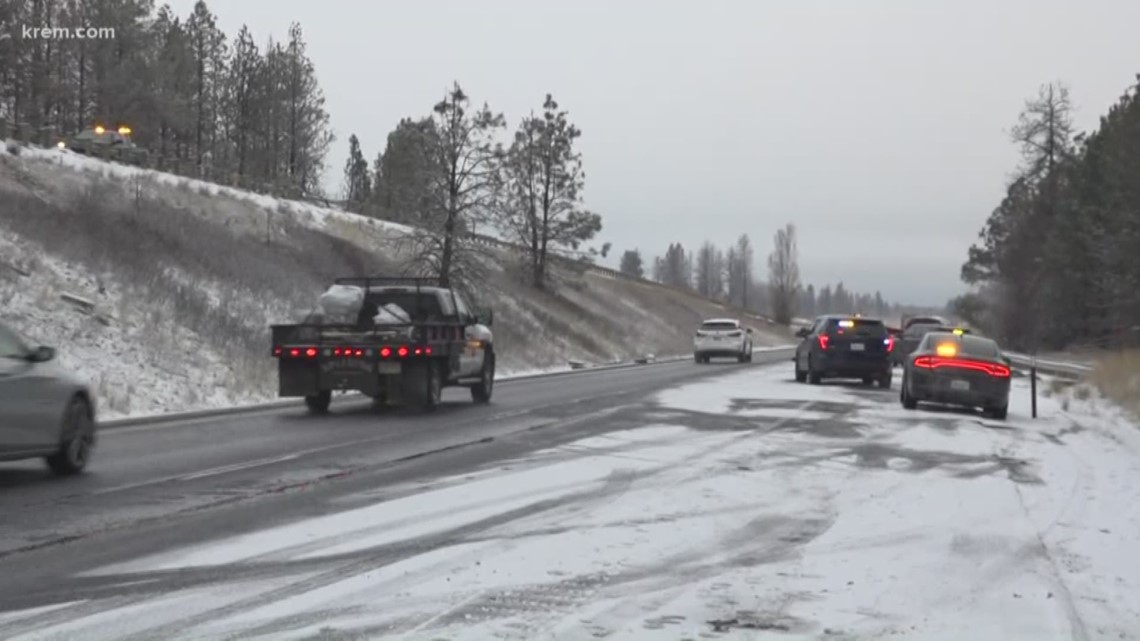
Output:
[{"xmin": 177, "ymin": 453, "xmax": 302, "ymax": 481}]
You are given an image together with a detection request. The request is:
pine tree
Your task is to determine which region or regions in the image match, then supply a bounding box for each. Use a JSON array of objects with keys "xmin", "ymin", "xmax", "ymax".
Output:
[
  {"xmin": 619, "ymin": 249, "xmax": 644, "ymax": 278},
  {"xmin": 342, "ymin": 133, "xmax": 371, "ymax": 211},
  {"xmin": 185, "ymin": 0, "xmax": 227, "ymax": 177},
  {"xmin": 500, "ymin": 94, "xmax": 601, "ymax": 288}
]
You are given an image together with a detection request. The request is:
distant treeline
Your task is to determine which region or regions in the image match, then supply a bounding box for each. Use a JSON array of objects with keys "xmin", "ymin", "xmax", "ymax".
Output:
[{"xmin": 615, "ymin": 236, "xmax": 916, "ymax": 323}]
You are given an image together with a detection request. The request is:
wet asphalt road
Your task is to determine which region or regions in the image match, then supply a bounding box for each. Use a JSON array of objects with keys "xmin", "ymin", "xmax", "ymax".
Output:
[{"xmin": 0, "ymin": 350, "xmax": 795, "ymax": 612}]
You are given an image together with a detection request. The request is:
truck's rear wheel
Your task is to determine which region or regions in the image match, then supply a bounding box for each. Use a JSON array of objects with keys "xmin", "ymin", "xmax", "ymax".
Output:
[
  {"xmin": 305, "ymin": 391, "xmax": 332, "ymax": 414},
  {"xmin": 403, "ymin": 360, "xmax": 442, "ymax": 410},
  {"xmin": 471, "ymin": 351, "xmax": 495, "ymax": 403}
]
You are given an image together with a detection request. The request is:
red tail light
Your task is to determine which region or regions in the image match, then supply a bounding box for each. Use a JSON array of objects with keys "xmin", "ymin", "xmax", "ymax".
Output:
[
  {"xmin": 818, "ymin": 334, "xmax": 830, "ymax": 350},
  {"xmin": 273, "ymin": 346, "xmax": 282, "ymax": 357},
  {"xmin": 913, "ymin": 356, "xmax": 1010, "ymax": 377},
  {"xmin": 289, "ymin": 348, "xmax": 301, "ymax": 357},
  {"xmin": 354, "ymin": 349, "xmax": 364, "ymax": 357},
  {"xmin": 397, "ymin": 346, "xmax": 409, "ymax": 358},
  {"xmin": 333, "ymin": 348, "xmax": 343, "ymax": 357},
  {"xmin": 380, "ymin": 347, "xmax": 392, "ymax": 358},
  {"xmin": 884, "ymin": 336, "xmax": 895, "ymax": 352},
  {"xmin": 425, "ymin": 346, "xmax": 433, "ymax": 355},
  {"xmin": 305, "ymin": 348, "xmax": 318, "ymax": 358},
  {"xmin": 414, "ymin": 347, "xmax": 422, "ymax": 355}
]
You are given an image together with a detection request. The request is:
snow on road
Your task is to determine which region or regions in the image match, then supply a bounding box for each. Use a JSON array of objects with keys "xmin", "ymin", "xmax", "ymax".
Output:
[{"xmin": 3, "ymin": 365, "xmax": 1140, "ymax": 640}]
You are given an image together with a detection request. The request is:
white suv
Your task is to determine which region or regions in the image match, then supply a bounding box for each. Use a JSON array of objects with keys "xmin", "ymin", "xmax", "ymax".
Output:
[{"xmin": 694, "ymin": 318, "xmax": 753, "ymax": 364}]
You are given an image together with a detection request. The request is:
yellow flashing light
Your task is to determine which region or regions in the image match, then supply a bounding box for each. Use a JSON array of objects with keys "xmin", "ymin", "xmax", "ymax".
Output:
[
  {"xmin": 94, "ymin": 125, "xmax": 105, "ymax": 134},
  {"xmin": 118, "ymin": 126, "xmax": 132, "ymax": 135},
  {"xmin": 935, "ymin": 342, "xmax": 958, "ymax": 357},
  {"xmin": 838, "ymin": 320, "xmax": 855, "ymax": 328},
  {"xmin": 952, "ymin": 328, "xmax": 964, "ymax": 336}
]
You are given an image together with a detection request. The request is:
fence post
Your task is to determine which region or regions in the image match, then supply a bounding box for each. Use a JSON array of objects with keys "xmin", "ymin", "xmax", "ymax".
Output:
[
  {"xmin": 1030, "ymin": 358, "xmax": 1038, "ymax": 419},
  {"xmin": 0, "ymin": 117, "xmax": 8, "ymax": 141}
]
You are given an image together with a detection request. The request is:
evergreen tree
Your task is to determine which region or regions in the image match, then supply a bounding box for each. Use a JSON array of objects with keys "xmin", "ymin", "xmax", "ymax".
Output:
[{"xmin": 619, "ymin": 249, "xmax": 644, "ymax": 278}]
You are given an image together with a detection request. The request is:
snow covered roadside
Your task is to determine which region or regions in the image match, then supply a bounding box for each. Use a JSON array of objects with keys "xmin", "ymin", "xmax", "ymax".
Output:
[{"xmin": 5, "ymin": 364, "xmax": 1139, "ymax": 640}]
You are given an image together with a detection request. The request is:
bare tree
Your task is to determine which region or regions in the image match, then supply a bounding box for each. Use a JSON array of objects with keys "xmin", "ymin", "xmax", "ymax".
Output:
[
  {"xmin": 767, "ymin": 223, "xmax": 800, "ymax": 324},
  {"xmin": 403, "ymin": 82, "xmax": 504, "ymax": 288}
]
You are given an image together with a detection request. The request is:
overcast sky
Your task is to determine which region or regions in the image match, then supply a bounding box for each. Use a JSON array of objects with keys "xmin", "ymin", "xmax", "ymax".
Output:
[{"xmin": 168, "ymin": 0, "xmax": 1140, "ymax": 306}]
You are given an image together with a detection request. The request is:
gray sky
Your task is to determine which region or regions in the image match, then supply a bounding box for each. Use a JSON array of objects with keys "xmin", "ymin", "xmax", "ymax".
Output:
[{"xmin": 170, "ymin": 0, "xmax": 1140, "ymax": 306}]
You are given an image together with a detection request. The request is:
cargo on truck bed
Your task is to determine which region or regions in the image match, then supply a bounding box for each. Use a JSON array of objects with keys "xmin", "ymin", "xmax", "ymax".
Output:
[{"xmin": 270, "ymin": 277, "xmax": 495, "ymax": 413}]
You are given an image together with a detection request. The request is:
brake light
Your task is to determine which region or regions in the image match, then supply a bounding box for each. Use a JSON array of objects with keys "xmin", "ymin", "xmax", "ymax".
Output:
[
  {"xmin": 818, "ymin": 334, "xmax": 829, "ymax": 350},
  {"xmin": 354, "ymin": 349, "xmax": 364, "ymax": 357},
  {"xmin": 425, "ymin": 346, "xmax": 433, "ymax": 355},
  {"xmin": 333, "ymin": 348, "xmax": 343, "ymax": 357},
  {"xmin": 305, "ymin": 348, "xmax": 318, "ymax": 358},
  {"xmin": 289, "ymin": 348, "xmax": 301, "ymax": 357},
  {"xmin": 414, "ymin": 347, "xmax": 422, "ymax": 355},
  {"xmin": 913, "ymin": 356, "xmax": 1010, "ymax": 377},
  {"xmin": 884, "ymin": 336, "xmax": 895, "ymax": 352},
  {"xmin": 397, "ymin": 346, "xmax": 409, "ymax": 358},
  {"xmin": 273, "ymin": 346, "xmax": 282, "ymax": 357},
  {"xmin": 380, "ymin": 347, "xmax": 392, "ymax": 358}
]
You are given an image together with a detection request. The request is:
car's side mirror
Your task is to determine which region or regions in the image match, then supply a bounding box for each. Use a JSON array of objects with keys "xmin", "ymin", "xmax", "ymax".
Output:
[
  {"xmin": 795, "ymin": 328, "xmax": 810, "ymax": 338},
  {"xmin": 28, "ymin": 346, "xmax": 56, "ymax": 363}
]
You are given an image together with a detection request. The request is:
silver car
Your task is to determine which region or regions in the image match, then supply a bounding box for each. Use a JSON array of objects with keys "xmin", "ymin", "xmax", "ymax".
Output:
[{"xmin": 0, "ymin": 321, "xmax": 97, "ymax": 475}]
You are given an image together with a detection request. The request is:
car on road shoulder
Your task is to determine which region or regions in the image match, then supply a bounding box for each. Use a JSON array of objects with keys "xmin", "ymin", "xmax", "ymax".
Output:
[
  {"xmin": 0, "ymin": 321, "xmax": 97, "ymax": 475},
  {"xmin": 693, "ymin": 318, "xmax": 753, "ymax": 364},
  {"xmin": 900, "ymin": 331, "xmax": 1011, "ymax": 419},
  {"xmin": 892, "ymin": 322, "xmax": 972, "ymax": 367},
  {"xmin": 793, "ymin": 315, "xmax": 894, "ymax": 388}
]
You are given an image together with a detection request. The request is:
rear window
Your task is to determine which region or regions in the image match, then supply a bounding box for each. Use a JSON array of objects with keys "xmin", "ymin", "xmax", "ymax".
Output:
[
  {"xmin": 959, "ymin": 336, "xmax": 1000, "ymax": 358},
  {"xmin": 904, "ymin": 321, "xmax": 942, "ymax": 337},
  {"xmin": 921, "ymin": 334, "xmax": 1000, "ymax": 358},
  {"xmin": 700, "ymin": 321, "xmax": 738, "ymax": 331},
  {"xmin": 825, "ymin": 318, "xmax": 885, "ymax": 335}
]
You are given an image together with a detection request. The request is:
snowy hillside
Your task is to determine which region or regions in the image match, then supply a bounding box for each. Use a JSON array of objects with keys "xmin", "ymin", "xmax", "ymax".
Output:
[{"xmin": 0, "ymin": 142, "xmax": 791, "ymax": 420}]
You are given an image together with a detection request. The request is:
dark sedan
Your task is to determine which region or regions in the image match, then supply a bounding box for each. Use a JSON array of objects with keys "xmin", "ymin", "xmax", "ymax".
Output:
[{"xmin": 900, "ymin": 332, "xmax": 1011, "ymax": 419}]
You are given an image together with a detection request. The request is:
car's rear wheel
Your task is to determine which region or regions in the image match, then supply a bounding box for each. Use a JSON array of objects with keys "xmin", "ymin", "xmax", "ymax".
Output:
[
  {"xmin": 693, "ymin": 352, "xmax": 702, "ymax": 364},
  {"xmin": 471, "ymin": 351, "xmax": 495, "ymax": 404},
  {"xmin": 900, "ymin": 381, "xmax": 917, "ymax": 409},
  {"xmin": 45, "ymin": 397, "xmax": 95, "ymax": 476},
  {"xmin": 862, "ymin": 376, "xmax": 874, "ymax": 386},
  {"xmin": 305, "ymin": 391, "xmax": 332, "ymax": 414},
  {"xmin": 987, "ymin": 403, "xmax": 1008, "ymax": 420}
]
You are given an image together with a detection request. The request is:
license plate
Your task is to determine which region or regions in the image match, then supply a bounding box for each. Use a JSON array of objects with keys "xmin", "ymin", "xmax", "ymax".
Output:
[
  {"xmin": 950, "ymin": 379, "xmax": 970, "ymax": 391},
  {"xmin": 849, "ymin": 343, "xmax": 865, "ymax": 351},
  {"xmin": 377, "ymin": 361, "xmax": 401, "ymax": 375},
  {"xmin": 322, "ymin": 359, "xmax": 370, "ymax": 372}
]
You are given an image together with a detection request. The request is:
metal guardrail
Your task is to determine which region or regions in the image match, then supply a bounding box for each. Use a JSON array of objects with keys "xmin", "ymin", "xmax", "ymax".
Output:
[{"xmin": 1004, "ymin": 353, "xmax": 1092, "ymax": 378}]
